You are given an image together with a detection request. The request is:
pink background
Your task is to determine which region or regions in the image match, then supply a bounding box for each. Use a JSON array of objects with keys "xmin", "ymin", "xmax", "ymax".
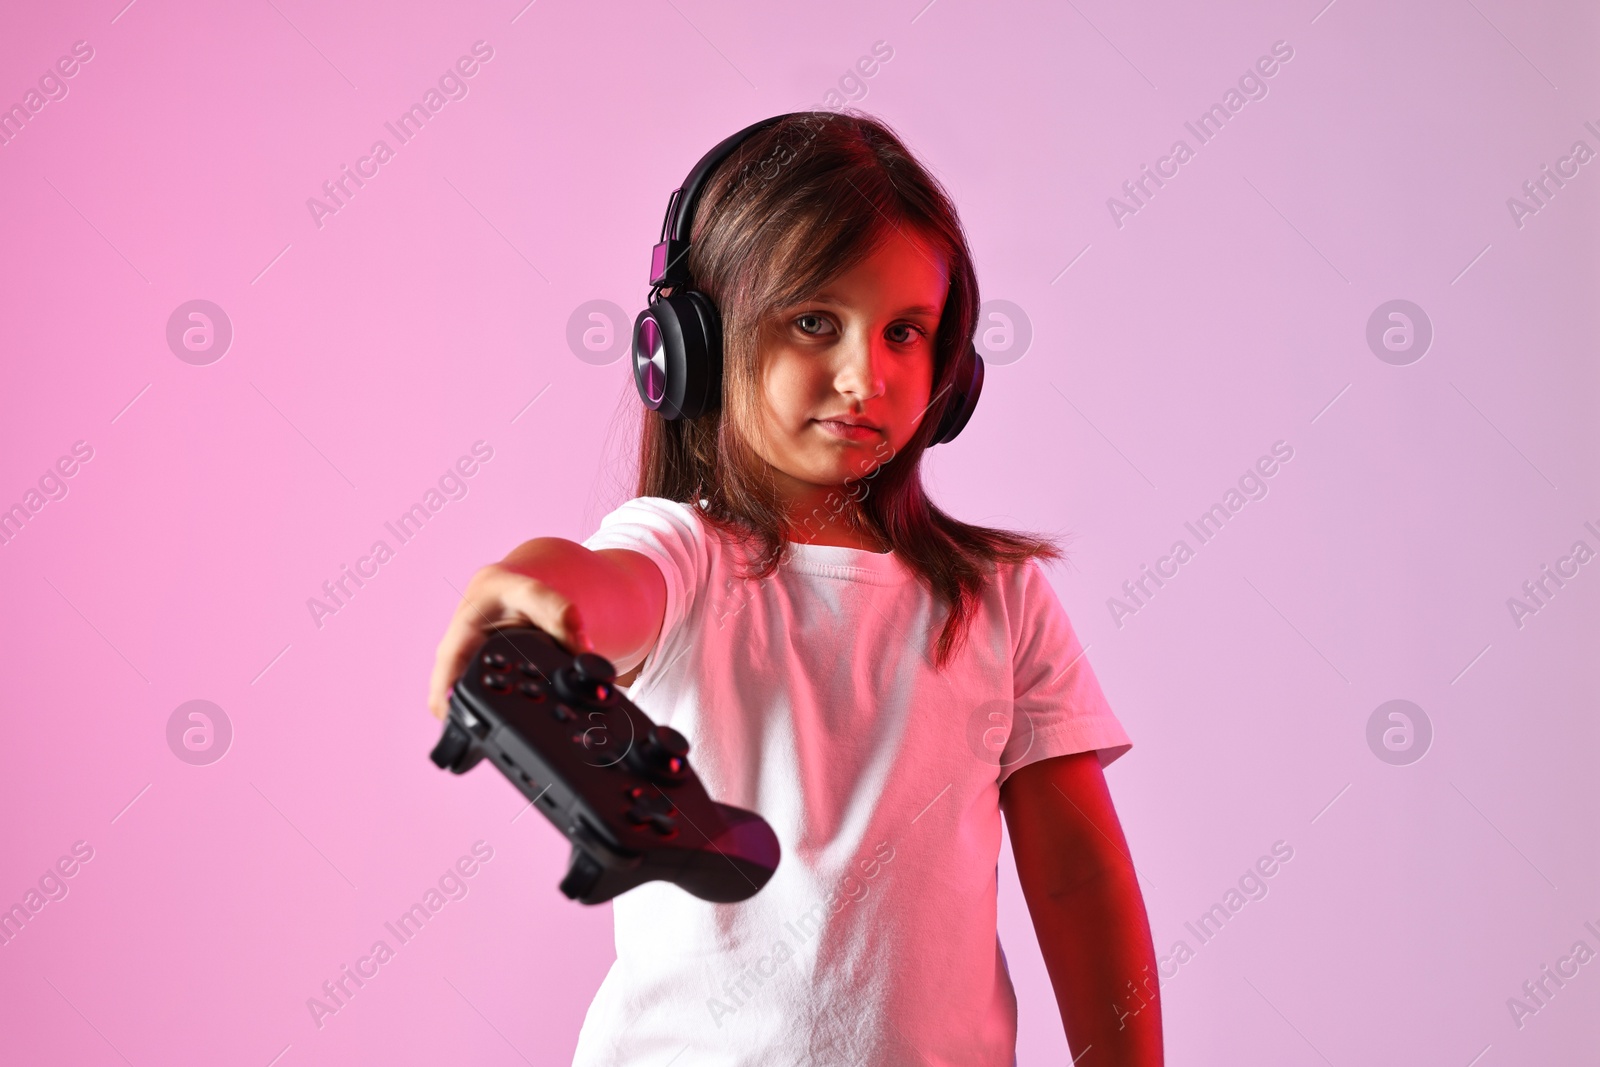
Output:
[{"xmin": 2, "ymin": 0, "xmax": 1596, "ymax": 1063}]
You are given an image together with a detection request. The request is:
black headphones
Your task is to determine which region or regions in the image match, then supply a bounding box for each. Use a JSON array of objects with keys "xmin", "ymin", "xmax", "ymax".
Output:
[{"xmin": 630, "ymin": 113, "xmax": 983, "ymax": 446}]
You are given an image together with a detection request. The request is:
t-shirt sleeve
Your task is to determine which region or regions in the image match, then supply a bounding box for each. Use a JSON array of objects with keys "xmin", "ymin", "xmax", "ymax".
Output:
[
  {"xmin": 579, "ymin": 496, "xmax": 707, "ymax": 685},
  {"xmin": 997, "ymin": 559, "xmax": 1133, "ymax": 786}
]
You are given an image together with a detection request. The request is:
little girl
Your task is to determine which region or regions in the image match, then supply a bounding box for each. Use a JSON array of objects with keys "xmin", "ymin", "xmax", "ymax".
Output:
[{"xmin": 429, "ymin": 111, "xmax": 1163, "ymax": 1066}]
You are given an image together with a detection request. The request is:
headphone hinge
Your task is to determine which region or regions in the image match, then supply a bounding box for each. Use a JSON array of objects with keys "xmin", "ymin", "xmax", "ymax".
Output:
[{"xmin": 650, "ymin": 238, "xmax": 692, "ymax": 288}]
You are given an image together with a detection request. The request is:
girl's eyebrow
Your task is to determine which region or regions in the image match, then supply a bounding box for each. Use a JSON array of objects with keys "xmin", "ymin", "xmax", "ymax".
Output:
[{"xmin": 808, "ymin": 293, "xmax": 941, "ymax": 317}]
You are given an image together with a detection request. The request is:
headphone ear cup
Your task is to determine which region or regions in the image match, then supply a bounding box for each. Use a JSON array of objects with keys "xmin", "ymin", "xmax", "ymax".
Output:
[
  {"xmin": 929, "ymin": 343, "xmax": 984, "ymax": 446},
  {"xmin": 676, "ymin": 289, "xmax": 723, "ymax": 420},
  {"xmin": 632, "ymin": 290, "xmax": 724, "ymax": 421}
]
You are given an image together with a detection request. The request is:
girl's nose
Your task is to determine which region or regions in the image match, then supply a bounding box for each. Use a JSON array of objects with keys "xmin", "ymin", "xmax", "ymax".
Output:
[{"xmin": 835, "ymin": 333, "xmax": 886, "ymax": 401}]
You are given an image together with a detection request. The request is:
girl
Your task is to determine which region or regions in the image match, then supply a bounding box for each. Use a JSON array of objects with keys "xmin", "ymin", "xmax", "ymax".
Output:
[{"xmin": 428, "ymin": 111, "xmax": 1162, "ymax": 1066}]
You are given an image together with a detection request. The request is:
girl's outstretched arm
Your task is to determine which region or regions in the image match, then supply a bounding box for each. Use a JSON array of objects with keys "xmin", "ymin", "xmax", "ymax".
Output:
[{"xmin": 1000, "ymin": 750, "xmax": 1164, "ymax": 1065}]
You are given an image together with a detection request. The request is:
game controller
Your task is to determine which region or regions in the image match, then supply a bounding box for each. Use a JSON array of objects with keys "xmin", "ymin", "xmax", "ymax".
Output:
[{"xmin": 429, "ymin": 624, "xmax": 780, "ymax": 905}]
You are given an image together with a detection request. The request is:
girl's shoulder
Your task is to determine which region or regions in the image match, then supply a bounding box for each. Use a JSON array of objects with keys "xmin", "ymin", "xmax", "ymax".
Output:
[
  {"xmin": 591, "ymin": 495, "xmax": 708, "ymax": 538},
  {"xmin": 986, "ymin": 554, "xmax": 1077, "ymax": 631},
  {"xmin": 584, "ymin": 496, "xmax": 713, "ymax": 570}
]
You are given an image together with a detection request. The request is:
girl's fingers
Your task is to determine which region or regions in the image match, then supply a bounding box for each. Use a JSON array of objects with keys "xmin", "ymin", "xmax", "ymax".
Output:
[
  {"xmin": 497, "ymin": 577, "xmax": 592, "ymax": 655},
  {"xmin": 559, "ymin": 600, "xmax": 594, "ymax": 654},
  {"xmin": 428, "ymin": 567, "xmax": 519, "ymax": 719},
  {"xmin": 429, "ymin": 607, "xmax": 491, "ymax": 720},
  {"xmin": 427, "ymin": 567, "xmax": 591, "ymax": 719}
]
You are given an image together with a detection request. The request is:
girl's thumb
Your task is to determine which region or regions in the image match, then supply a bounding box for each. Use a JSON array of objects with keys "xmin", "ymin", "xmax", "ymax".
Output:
[{"xmin": 563, "ymin": 603, "xmax": 594, "ymax": 653}]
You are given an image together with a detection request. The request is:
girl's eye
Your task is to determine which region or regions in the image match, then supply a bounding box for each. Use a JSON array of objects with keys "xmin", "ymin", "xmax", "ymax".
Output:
[
  {"xmin": 789, "ymin": 314, "xmax": 926, "ymax": 344},
  {"xmin": 795, "ymin": 313, "xmax": 832, "ymax": 336}
]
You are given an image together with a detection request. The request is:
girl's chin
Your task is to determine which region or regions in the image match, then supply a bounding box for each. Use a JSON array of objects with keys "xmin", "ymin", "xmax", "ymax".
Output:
[{"xmin": 800, "ymin": 452, "xmax": 891, "ymax": 485}]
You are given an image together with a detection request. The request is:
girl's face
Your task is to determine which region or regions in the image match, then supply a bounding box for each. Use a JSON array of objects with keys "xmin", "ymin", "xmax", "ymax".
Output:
[{"xmin": 752, "ymin": 227, "xmax": 948, "ymax": 519}]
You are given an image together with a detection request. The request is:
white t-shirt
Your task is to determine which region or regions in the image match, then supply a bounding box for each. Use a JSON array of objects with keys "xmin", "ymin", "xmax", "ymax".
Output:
[{"xmin": 572, "ymin": 496, "xmax": 1131, "ymax": 1066}]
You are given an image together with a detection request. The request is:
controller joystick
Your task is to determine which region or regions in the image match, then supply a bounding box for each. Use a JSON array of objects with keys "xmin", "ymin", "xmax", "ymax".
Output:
[
  {"xmin": 554, "ymin": 653, "xmax": 621, "ymax": 709},
  {"xmin": 629, "ymin": 724, "xmax": 691, "ymax": 784},
  {"xmin": 429, "ymin": 625, "xmax": 780, "ymax": 905}
]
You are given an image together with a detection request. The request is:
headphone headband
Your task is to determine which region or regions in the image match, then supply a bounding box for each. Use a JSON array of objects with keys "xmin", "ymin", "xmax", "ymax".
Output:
[{"xmin": 650, "ymin": 113, "xmax": 800, "ymax": 289}]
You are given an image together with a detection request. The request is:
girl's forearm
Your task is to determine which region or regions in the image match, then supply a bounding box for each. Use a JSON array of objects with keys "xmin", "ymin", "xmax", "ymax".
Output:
[
  {"xmin": 1023, "ymin": 862, "xmax": 1164, "ymax": 1065},
  {"xmin": 494, "ymin": 537, "xmax": 659, "ymax": 668}
]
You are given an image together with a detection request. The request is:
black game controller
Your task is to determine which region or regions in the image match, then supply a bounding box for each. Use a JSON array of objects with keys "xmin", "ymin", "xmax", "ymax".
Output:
[{"xmin": 429, "ymin": 625, "xmax": 780, "ymax": 905}]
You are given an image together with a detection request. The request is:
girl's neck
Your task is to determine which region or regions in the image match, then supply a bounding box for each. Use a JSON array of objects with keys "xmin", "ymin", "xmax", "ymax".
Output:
[{"xmin": 780, "ymin": 493, "xmax": 890, "ymax": 553}]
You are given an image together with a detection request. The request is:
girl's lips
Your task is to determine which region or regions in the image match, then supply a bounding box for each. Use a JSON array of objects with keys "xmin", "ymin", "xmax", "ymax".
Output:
[{"xmin": 814, "ymin": 419, "xmax": 880, "ymax": 440}]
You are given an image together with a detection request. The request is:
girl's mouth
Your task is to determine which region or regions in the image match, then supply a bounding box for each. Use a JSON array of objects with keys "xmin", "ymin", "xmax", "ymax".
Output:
[{"xmin": 814, "ymin": 419, "xmax": 880, "ymax": 441}]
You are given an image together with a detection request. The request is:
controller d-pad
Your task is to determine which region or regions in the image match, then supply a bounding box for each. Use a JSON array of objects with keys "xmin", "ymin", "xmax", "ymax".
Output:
[
  {"xmin": 636, "ymin": 813, "xmax": 677, "ymax": 836},
  {"xmin": 624, "ymin": 788, "xmax": 677, "ymax": 835},
  {"xmin": 626, "ymin": 805, "xmax": 678, "ymax": 834},
  {"xmin": 625, "ymin": 787, "xmax": 675, "ymax": 815}
]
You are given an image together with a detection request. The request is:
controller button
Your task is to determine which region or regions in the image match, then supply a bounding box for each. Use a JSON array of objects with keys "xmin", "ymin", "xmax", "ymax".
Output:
[
  {"xmin": 482, "ymin": 672, "xmax": 512, "ymax": 693},
  {"xmin": 629, "ymin": 725, "xmax": 691, "ymax": 782},
  {"xmin": 482, "ymin": 651, "xmax": 508, "ymax": 669},
  {"xmin": 625, "ymin": 804, "xmax": 678, "ymax": 835},
  {"xmin": 518, "ymin": 662, "xmax": 544, "ymax": 680},
  {"xmin": 573, "ymin": 653, "xmax": 617, "ymax": 685},
  {"xmin": 624, "ymin": 788, "xmax": 675, "ymax": 816},
  {"xmin": 550, "ymin": 705, "xmax": 576, "ymax": 723},
  {"xmin": 519, "ymin": 680, "xmax": 547, "ymax": 701},
  {"xmin": 554, "ymin": 654, "xmax": 620, "ymax": 708},
  {"xmin": 652, "ymin": 726, "xmax": 691, "ymax": 759}
]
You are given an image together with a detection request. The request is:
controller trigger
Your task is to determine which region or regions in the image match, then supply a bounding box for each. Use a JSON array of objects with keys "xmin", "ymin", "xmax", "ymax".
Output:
[
  {"xmin": 559, "ymin": 847, "xmax": 605, "ymax": 901},
  {"xmin": 429, "ymin": 716, "xmax": 484, "ymax": 774}
]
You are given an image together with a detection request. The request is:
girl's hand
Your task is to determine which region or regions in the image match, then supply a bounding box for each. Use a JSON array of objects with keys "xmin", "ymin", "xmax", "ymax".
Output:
[{"xmin": 427, "ymin": 562, "xmax": 596, "ymax": 721}]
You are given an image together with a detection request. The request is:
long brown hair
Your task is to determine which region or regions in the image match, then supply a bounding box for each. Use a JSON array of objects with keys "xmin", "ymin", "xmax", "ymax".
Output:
[{"xmin": 625, "ymin": 110, "xmax": 1066, "ymax": 669}]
